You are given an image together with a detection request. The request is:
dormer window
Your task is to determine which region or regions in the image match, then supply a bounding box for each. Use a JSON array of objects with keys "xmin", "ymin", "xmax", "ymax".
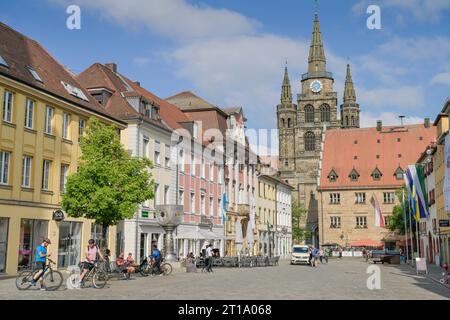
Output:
[
  {"xmin": 27, "ymin": 66, "xmax": 43, "ymax": 82},
  {"xmin": 371, "ymin": 167, "xmax": 383, "ymax": 181},
  {"xmin": 328, "ymin": 169, "xmax": 338, "ymax": 182},
  {"xmin": 0, "ymin": 55, "xmax": 8, "ymax": 68},
  {"xmin": 349, "ymin": 168, "xmax": 360, "ymax": 182},
  {"xmin": 61, "ymin": 81, "xmax": 89, "ymax": 101},
  {"xmin": 394, "ymin": 167, "xmax": 404, "ymax": 180}
]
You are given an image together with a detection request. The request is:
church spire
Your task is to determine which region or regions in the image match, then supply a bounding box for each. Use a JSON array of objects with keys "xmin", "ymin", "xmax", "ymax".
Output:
[
  {"xmin": 308, "ymin": 14, "xmax": 327, "ymax": 74},
  {"xmin": 281, "ymin": 64, "xmax": 292, "ymax": 104},
  {"xmin": 343, "ymin": 64, "xmax": 356, "ymax": 103}
]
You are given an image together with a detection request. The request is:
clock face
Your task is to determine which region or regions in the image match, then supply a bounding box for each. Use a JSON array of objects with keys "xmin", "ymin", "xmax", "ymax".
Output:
[{"xmin": 310, "ymin": 80, "xmax": 322, "ymax": 93}]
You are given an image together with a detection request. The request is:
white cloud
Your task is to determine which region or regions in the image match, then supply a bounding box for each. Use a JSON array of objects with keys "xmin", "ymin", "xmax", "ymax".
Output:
[
  {"xmin": 353, "ymin": 0, "xmax": 450, "ymax": 22},
  {"xmin": 379, "ymin": 36, "xmax": 450, "ymax": 62},
  {"xmin": 133, "ymin": 57, "xmax": 150, "ymax": 67},
  {"xmin": 431, "ymin": 73, "xmax": 450, "ymax": 87},
  {"xmin": 50, "ymin": 0, "xmax": 259, "ymax": 40},
  {"xmin": 360, "ymin": 111, "xmax": 425, "ymax": 128},
  {"xmin": 358, "ymin": 86, "xmax": 425, "ymax": 110}
]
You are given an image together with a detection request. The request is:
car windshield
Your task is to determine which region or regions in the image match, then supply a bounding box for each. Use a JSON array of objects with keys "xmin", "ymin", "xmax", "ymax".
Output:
[{"xmin": 293, "ymin": 247, "xmax": 308, "ymax": 253}]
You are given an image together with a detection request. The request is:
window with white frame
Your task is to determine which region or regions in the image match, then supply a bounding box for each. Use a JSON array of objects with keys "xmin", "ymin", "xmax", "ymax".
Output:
[
  {"xmin": 330, "ymin": 216, "xmax": 341, "ymax": 228},
  {"xmin": 191, "ymin": 153, "xmax": 196, "ymax": 176},
  {"xmin": 355, "ymin": 193, "xmax": 366, "ymax": 204},
  {"xmin": 0, "ymin": 151, "xmax": 11, "ymax": 185},
  {"xmin": 330, "ymin": 193, "xmax": 340, "ymax": 204},
  {"xmin": 209, "ymin": 196, "xmax": 214, "ymax": 216},
  {"xmin": 165, "ymin": 144, "xmax": 170, "ymax": 167},
  {"xmin": 218, "ymin": 165, "xmax": 223, "ymax": 183},
  {"xmin": 143, "ymin": 137, "xmax": 149, "ymax": 158},
  {"xmin": 44, "ymin": 106, "xmax": 54, "ymax": 135},
  {"xmin": 356, "ymin": 216, "xmax": 367, "ymax": 228},
  {"xmin": 154, "ymin": 141, "xmax": 161, "ymax": 165},
  {"xmin": 78, "ymin": 118, "xmax": 86, "ymax": 142},
  {"xmin": 154, "ymin": 184, "xmax": 159, "ymax": 207},
  {"xmin": 179, "ymin": 149, "xmax": 185, "ymax": 172},
  {"xmin": 201, "ymin": 158, "xmax": 205, "ymax": 179},
  {"xmin": 22, "ymin": 156, "xmax": 32, "ymax": 187},
  {"xmin": 24, "ymin": 99, "xmax": 34, "ymax": 129},
  {"xmin": 201, "ymin": 194, "xmax": 205, "ymax": 215},
  {"xmin": 383, "ymin": 192, "xmax": 395, "ymax": 204},
  {"xmin": 190, "ymin": 192, "xmax": 195, "ymax": 214},
  {"xmin": 42, "ymin": 160, "xmax": 51, "ymax": 191},
  {"xmin": 218, "ymin": 198, "xmax": 222, "ymax": 217},
  {"xmin": 164, "ymin": 186, "xmax": 169, "ymax": 205},
  {"xmin": 60, "ymin": 164, "xmax": 69, "ymax": 193},
  {"xmin": 3, "ymin": 91, "xmax": 13, "ymax": 123},
  {"xmin": 179, "ymin": 190, "xmax": 184, "ymax": 206},
  {"xmin": 62, "ymin": 112, "xmax": 71, "ymax": 140}
]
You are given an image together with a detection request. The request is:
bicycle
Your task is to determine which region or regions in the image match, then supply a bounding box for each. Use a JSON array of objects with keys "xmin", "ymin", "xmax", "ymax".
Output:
[
  {"xmin": 141, "ymin": 257, "xmax": 172, "ymax": 276},
  {"xmin": 16, "ymin": 258, "xmax": 63, "ymax": 291},
  {"xmin": 75, "ymin": 261, "xmax": 108, "ymax": 289}
]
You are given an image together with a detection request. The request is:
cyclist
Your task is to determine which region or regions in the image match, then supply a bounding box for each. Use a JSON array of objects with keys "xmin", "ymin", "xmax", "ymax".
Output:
[
  {"xmin": 151, "ymin": 245, "xmax": 161, "ymax": 275},
  {"xmin": 31, "ymin": 238, "xmax": 52, "ymax": 290},
  {"xmin": 80, "ymin": 239, "xmax": 104, "ymax": 286}
]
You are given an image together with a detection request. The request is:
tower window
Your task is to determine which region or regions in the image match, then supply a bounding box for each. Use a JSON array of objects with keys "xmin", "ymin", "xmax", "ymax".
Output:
[
  {"xmin": 281, "ymin": 118, "xmax": 285, "ymax": 128},
  {"xmin": 305, "ymin": 105, "xmax": 314, "ymax": 123},
  {"xmin": 345, "ymin": 116, "xmax": 349, "ymax": 126},
  {"xmin": 287, "ymin": 118, "xmax": 291, "ymax": 128},
  {"xmin": 351, "ymin": 116, "xmax": 355, "ymax": 126},
  {"xmin": 304, "ymin": 131, "xmax": 315, "ymax": 152},
  {"xmin": 320, "ymin": 104, "xmax": 330, "ymax": 122}
]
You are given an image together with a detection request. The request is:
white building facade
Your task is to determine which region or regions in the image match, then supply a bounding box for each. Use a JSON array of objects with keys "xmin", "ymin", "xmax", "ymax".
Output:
[{"xmin": 276, "ymin": 182, "xmax": 293, "ymax": 258}]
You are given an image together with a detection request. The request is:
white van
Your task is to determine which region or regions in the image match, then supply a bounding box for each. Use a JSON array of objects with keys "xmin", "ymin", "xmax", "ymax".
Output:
[{"xmin": 291, "ymin": 245, "xmax": 310, "ymax": 265}]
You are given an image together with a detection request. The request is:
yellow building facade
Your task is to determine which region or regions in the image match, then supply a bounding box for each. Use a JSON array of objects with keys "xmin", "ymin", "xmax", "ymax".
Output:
[
  {"xmin": 256, "ymin": 175, "xmax": 277, "ymax": 256},
  {"xmin": 434, "ymin": 110, "xmax": 450, "ymax": 265}
]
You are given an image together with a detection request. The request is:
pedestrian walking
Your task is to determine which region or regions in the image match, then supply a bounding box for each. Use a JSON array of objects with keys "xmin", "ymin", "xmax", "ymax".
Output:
[
  {"xmin": 203, "ymin": 244, "xmax": 214, "ymax": 273},
  {"xmin": 312, "ymin": 247, "xmax": 319, "ymax": 267},
  {"xmin": 338, "ymin": 247, "xmax": 343, "ymax": 259},
  {"xmin": 308, "ymin": 246, "xmax": 313, "ymax": 266}
]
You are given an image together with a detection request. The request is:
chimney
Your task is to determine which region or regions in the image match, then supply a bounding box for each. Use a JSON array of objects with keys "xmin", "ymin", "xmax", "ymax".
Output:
[
  {"xmin": 424, "ymin": 118, "xmax": 430, "ymax": 128},
  {"xmin": 376, "ymin": 120, "xmax": 382, "ymax": 132},
  {"xmin": 105, "ymin": 63, "xmax": 117, "ymax": 73}
]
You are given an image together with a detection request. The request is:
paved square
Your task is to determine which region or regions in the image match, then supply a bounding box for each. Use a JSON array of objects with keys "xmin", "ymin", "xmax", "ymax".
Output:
[{"xmin": 0, "ymin": 259, "xmax": 448, "ymax": 300}]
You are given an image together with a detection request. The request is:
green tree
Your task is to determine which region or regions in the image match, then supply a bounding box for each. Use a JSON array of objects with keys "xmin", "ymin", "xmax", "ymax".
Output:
[
  {"xmin": 291, "ymin": 203, "xmax": 312, "ymax": 243},
  {"xmin": 61, "ymin": 118, "xmax": 154, "ymax": 241},
  {"xmin": 387, "ymin": 187, "xmax": 416, "ymax": 235}
]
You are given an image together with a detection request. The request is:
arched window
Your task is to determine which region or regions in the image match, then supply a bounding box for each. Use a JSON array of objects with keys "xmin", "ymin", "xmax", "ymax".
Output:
[
  {"xmin": 351, "ymin": 116, "xmax": 355, "ymax": 126},
  {"xmin": 305, "ymin": 105, "xmax": 314, "ymax": 123},
  {"xmin": 287, "ymin": 118, "xmax": 291, "ymax": 128},
  {"xmin": 304, "ymin": 131, "xmax": 315, "ymax": 151},
  {"xmin": 281, "ymin": 118, "xmax": 285, "ymax": 128},
  {"xmin": 320, "ymin": 104, "xmax": 330, "ymax": 122},
  {"xmin": 346, "ymin": 116, "xmax": 349, "ymax": 126}
]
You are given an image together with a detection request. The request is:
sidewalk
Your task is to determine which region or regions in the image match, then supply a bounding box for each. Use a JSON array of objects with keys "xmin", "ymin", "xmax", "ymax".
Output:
[{"xmin": 404, "ymin": 261, "xmax": 449, "ymax": 289}]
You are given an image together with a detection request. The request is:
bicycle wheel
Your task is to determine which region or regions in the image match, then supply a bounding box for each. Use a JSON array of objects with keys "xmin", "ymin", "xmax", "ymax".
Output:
[
  {"xmin": 162, "ymin": 263, "xmax": 172, "ymax": 276},
  {"xmin": 15, "ymin": 271, "xmax": 34, "ymax": 290},
  {"xmin": 93, "ymin": 269, "xmax": 108, "ymax": 289},
  {"xmin": 43, "ymin": 270, "xmax": 63, "ymax": 291}
]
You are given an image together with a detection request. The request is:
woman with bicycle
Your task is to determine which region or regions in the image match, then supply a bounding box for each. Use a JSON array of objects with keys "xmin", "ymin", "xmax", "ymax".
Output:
[
  {"xmin": 30, "ymin": 238, "xmax": 52, "ymax": 290},
  {"xmin": 80, "ymin": 239, "xmax": 104, "ymax": 286}
]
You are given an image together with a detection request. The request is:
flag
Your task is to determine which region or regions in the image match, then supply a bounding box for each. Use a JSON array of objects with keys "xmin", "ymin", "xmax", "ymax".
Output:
[
  {"xmin": 372, "ymin": 194, "xmax": 385, "ymax": 227},
  {"xmin": 222, "ymin": 192, "xmax": 227, "ymax": 225},
  {"xmin": 408, "ymin": 164, "xmax": 428, "ymax": 219}
]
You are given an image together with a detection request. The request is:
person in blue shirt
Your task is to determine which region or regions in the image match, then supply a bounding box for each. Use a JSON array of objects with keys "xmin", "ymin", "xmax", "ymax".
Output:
[
  {"xmin": 312, "ymin": 247, "xmax": 319, "ymax": 267},
  {"xmin": 151, "ymin": 245, "xmax": 161, "ymax": 275},
  {"xmin": 31, "ymin": 238, "xmax": 52, "ymax": 289}
]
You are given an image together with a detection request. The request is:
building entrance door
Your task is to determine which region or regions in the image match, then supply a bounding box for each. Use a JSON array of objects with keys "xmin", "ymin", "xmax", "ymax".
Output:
[{"xmin": 0, "ymin": 218, "xmax": 9, "ymax": 273}]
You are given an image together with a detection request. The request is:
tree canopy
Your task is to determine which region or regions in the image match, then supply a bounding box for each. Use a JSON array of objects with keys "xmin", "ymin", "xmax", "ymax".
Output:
[
  {"xmin": 292, "ymin": 203, "xmax": 312, "ymax": 243},
  {"xmin": 61, "ymin": 118, "xmax": 154, "ymax": 227}
]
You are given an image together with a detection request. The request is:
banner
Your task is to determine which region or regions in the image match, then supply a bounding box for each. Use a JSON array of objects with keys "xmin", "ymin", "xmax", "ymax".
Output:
[{"xmin": 445, "ymin": 134, "xmax": 450, "ymax": 213}]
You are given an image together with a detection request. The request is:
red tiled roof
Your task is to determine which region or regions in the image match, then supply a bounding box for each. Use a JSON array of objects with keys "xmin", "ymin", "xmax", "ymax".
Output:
[
  {"xmin": 77, "ymin": 63, "xmax": 190, "ymax": 130},
  {"xmin": 0, "ymin": 22, "xmax": 123, "ymax": 125},
  {"xmin": 319, "ymin": 124, "xmax": 436, "ymax": 190}
]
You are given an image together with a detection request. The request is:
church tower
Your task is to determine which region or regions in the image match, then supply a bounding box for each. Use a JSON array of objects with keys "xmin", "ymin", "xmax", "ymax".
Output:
[
  {"xmin": 341, "ymin": 64, "xmax": 360, "ymax": 129},
  {"xmin": 277, "ymin": 65, "xmax": 297, "ymax": 174}
]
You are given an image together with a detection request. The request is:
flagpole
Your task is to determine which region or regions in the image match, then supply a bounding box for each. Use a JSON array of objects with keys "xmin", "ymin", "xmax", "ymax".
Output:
[
  {"xmin": 402, "ymin": 189, "xmax": 409, "ymax": 264},
  {"xmin": 416, "ymin": 218, "xmax": 420, "ymax": 259},
  {"xmin": 409, "ymin": 197, "xmax": 415, "ymax": 265}
]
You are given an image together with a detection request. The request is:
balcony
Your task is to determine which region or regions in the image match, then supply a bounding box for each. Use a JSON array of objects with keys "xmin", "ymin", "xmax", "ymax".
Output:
[
  {"xmin": 301, "ymin": 71, "xmax": 334, "ymax": 81},
  {"xmin": 237, "ymin": 204, "xmax": 250, "ymax": 217}
]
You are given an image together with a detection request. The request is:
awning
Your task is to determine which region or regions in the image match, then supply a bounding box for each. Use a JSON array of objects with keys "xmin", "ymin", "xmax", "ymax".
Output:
[
  {"xmin": 349, "ymin": 239, "xmax": 383, "ymax": 248},
  {"xmin": 175, "ymin": 229, "xmax": 205, "ymax": 240},
  {"xmin": 199, "ymin": 229, "xmax": 222, "ymax": 240}
]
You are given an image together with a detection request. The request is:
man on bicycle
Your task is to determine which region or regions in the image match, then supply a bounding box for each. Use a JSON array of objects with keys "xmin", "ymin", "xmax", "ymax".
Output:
[
  {"xmin": 80, "ymin": 239, "xmax": 104, "ymax": 285},
  {"xmin": 151, "ymin": 245, "xmax": 161, "ymax": 275},
  {"xmin": 31, "ymin": 238, "xmax": 52, "ymax": 290}
]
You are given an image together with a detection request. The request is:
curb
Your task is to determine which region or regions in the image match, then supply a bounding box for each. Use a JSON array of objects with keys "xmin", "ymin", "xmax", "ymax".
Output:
[{"xmin": 427, "ymin": 275, "xmax": 450, "ymax": 289}]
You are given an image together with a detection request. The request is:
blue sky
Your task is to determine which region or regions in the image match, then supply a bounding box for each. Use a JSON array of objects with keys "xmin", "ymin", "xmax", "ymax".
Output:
[{"xmin": 1, "ymin": 0, "xmax": 450, "ymax": 152}]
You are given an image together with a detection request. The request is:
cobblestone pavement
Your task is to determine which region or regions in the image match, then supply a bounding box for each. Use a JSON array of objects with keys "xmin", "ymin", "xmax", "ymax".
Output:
[{"xmin": 0, "ymin": 259, "xmax": 448, "ymax": 300}]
